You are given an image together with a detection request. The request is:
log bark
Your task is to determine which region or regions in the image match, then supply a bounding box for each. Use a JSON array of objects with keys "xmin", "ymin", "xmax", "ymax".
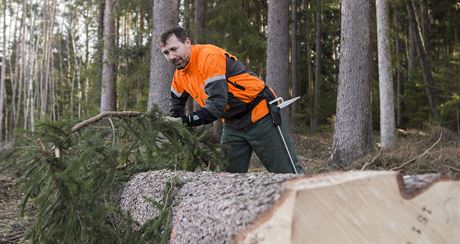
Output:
[{"xmin": 120, "ymin": 170, "xmax": 460, "ymax": 243}]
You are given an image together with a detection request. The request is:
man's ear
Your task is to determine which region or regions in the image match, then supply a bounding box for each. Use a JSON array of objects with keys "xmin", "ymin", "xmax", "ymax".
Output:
[{"xmin": 185, "ymin": 37, "xmax": 192, "ymax": 45}]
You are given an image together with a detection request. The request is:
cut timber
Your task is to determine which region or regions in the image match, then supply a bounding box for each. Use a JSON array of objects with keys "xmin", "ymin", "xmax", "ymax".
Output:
[
  {"xmin": 120, "ymin": 170, "xmax": 460, "ymax": 244},
  {"xmin": 240, "ymin": 171, "xmax": 459, "ymax": 244}
]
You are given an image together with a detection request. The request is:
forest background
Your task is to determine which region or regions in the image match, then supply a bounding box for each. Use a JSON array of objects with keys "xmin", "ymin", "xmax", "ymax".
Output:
[
  {"xmin": 0, "ymin": 0, "xmax": 459, "ymax": 166},
  {"xmin": 0, "ymin": 0, "xmax": 460, "ymax": 242}
]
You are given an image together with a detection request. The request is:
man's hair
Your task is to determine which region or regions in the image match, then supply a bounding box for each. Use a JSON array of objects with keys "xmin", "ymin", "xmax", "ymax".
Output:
[{"xmin": 160, "ymin": 27, "xmax": 190, "ymax": 46}]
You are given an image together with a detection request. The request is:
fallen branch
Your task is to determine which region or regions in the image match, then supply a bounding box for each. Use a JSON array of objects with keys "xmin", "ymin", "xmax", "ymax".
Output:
[
  {"xmin": 361, "ymin": 149, "xmax": 382, "ymax": 171},
  {"xmin": 70, "ymin": 111, "xmax": 142, "ymax": 134},
  {"xmin": 391, "ymin": 132, "xmax": 443, "ymax": 171}
]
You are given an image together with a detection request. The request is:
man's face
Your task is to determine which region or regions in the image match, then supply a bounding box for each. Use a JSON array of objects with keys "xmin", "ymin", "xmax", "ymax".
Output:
[{"xmin": 161, "ymin": 34, "xmax": 192, "ymax": 69}]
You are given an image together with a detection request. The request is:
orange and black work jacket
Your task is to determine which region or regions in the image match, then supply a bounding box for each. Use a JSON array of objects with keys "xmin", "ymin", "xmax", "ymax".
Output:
[{"xmin": 170, "ymin": 44, "xmax": 276, "ymax": 130}]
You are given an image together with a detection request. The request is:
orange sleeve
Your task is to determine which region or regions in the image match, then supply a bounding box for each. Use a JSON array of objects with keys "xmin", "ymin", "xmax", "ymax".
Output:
[{"xmin": 171, "ymin": 73, "xmax": 185, "ymax": 97}]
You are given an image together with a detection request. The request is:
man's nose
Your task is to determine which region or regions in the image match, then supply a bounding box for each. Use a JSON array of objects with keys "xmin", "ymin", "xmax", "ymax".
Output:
[{"xmin": 168, "ymin": 52, "xmax": 176, "ymax": 60}]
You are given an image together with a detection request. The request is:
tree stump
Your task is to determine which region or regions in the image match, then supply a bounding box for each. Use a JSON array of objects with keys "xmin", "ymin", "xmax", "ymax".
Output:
[{"xmin": 120, "ymin": 170, "xmax": 460, "ymax": 243}]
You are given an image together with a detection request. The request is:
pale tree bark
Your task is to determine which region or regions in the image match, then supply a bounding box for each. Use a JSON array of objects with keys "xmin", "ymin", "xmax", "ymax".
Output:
[
  {"xmin": 291, "ymin": 0, "xmax": 298, "ymax": 114},
  {"xmin": 376, "ymin": 0, "xmax": 396, "ymax": 149},
  {"xmin": 331, "ymin": 0, "xmax": 374, "ymax": 166},
  {"xmin": 100, "ymin": 0, "xmax": 117, "ymax": 112},
  {"xmin": 405, "ymin": 0, "xmax": 439, "ymax": 119},
  {"xmin": 15, "ymin": 0, "xmax": 26, "ymax": 128},
  {"xmin": 148, "ymin": 0, "xmax": 178, "ymax": 113},
  {"xmin": 267, "ymin": 0, "xmax": 290, "ymax": 122},
  {"xmin": 40, "ymin": 0, "xmax": 57, "ymax": 120},
  {"xmin": 310, "ymin": 0, "xmax": 321, "ymax": 133},
  {"xmin": 0, "ymin": 0, "xmax": 7, "ymax": 141}
]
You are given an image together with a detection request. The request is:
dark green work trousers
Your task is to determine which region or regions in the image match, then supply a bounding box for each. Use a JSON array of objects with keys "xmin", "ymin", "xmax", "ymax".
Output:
[{"xmin": 221, "ymin": 115, "xmax": 304, "ymax": 174}]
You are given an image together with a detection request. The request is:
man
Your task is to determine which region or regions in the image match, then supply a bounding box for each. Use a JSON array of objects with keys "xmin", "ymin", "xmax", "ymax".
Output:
[{"xmin": 161, "ymin": 27, "xmax": 303, "ymax": 174}]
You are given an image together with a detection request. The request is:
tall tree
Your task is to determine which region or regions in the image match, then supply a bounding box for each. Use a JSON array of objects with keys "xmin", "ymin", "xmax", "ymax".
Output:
[
  {"xmin": 0, "ymin": 0, "xmax": 6, "ymax": 141},
  {"xmin": 147, "ymin": 0, "xmax": 178, "ymax": 113},
  {"xmin": 291, "ymin": 0, "xmax": 299, "ymax": 113},
  {"xmin": 331, "ymin": 0, "xmax": 374, "ymax": 166},
  {"xmin": 376, "ymin": 0, "xmax": 396, "ymax": 149},
  {"xmin": 394, "ymin": 8, "xmax": 405, "ymax": 127},
  {"xmin": 266, "ymin": 0, "xmax": 289, "ymax": 121},
  {"xmin": 310, "ymin": 0, "xmax": 322, "ymax": 132},
  {"xmin": 100, "ymin": 0, "xmax": 117, "ymax": 111},
  {"xmin": 406, "ymin": 0, "xmax": 439, "ymax": 119}
]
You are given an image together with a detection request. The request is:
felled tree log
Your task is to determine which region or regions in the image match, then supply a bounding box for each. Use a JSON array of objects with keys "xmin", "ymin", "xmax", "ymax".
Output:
[{"xmin": 120, "ymin": 170, "xmax": 460, "ymax": 244}]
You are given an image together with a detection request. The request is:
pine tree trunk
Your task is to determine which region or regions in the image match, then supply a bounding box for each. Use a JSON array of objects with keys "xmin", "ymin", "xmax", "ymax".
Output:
[
  {"xmin": 100, "ymin": 0, "xmax": 117, "ymax": 111},
  {"xmin": 405, "ymin": 0, "xmax": 439, "ymax": 119},
  {"xmin": 310, "ymin": 0, "xmax": 321, "ymax": 133},
  {"xmin": 120, "ymin": 170, "xmax": 460, "ymax": 244},
  {"xmin": 147, "ymin": 0, "xmax": 178, "ymax": 113},
  {"xmin": 291, "ymin": 0, "xmax": 299, "ymax": 114},
  {"xmin": 331, "ymin": 0, "xmax": 374, "ymax": 166},
  {"xmin": 266, "ymin": 0, "xmax": 289, "ymax": 122},
  {"xmin": 376, "ymin": 0, "xmax": 396, "ymax": 149}
]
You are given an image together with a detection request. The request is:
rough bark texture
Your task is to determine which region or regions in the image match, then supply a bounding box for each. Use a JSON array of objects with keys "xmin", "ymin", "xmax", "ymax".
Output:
[
  {"xmin": 120, "ymin": 170, "xmax": 298, "ymax": 243},
  {"xmin": 147, "ymin": 0, "xmax": 178, "ymax": 113},
  {"xmin": 100, "ymin": 0, "xmax": 117, "ymax": 111},
  {"xmin": 266, "ymin": 0, "xmax": 290, "ymax": 122},
  {"xmin": 376, "ymin": 0, "xmax": 396, "ymax": 149},
  {"xmin": 120, "ymin": 170, "xmax": 460, "ymax": 243},
  {"xmin": 331, "ymin": 0, "xmax": 374, "ymax": 166}
]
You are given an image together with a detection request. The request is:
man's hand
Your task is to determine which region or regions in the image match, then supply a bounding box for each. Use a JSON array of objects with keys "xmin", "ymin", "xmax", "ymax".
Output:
[{"xmin": 163, "ymin": 116, "xmax": 182, "ymax": 124}]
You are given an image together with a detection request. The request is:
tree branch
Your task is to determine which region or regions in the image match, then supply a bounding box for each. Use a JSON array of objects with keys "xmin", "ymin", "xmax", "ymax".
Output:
[{"xmin": 70, "ymin": 111, "xmax": 142, "ymax": 134}]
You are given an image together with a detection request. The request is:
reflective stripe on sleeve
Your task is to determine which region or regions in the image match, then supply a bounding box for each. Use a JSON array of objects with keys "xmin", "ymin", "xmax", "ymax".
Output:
[
  {"xmin": 204, "ymin": 75, "xmax": 226, "ymax": 85},
  {"xmin": 171, "ymin": 87, "xmax": 182, "ymax": 97}
]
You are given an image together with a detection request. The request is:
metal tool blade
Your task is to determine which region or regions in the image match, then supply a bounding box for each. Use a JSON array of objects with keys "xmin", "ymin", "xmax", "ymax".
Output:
[{"xmin": 278, "ymin": 96, "xmax": 301, "ymax": 109}]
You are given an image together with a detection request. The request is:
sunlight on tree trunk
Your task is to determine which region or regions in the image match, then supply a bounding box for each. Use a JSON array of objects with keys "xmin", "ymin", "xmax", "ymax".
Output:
[{"xmin": 376, "ymin": 0, "xmax": 396, "ymax": 149}]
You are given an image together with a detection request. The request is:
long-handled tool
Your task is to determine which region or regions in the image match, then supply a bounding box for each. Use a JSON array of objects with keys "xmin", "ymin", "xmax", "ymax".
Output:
[{"xmin": 269, "ymin": 96, "xmax": 301, "ymax": 174}]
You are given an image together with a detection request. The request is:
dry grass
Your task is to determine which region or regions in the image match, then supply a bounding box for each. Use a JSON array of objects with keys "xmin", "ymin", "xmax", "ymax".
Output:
[{"xmin": 291, "ymin": 126, "xmax": 460, "ymax": 176}]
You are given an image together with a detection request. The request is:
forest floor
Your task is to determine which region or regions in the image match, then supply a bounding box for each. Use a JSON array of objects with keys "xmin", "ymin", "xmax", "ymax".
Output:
[{"xmin": 0, "ymin": 126, "xmax": 459, "ymax": 243}]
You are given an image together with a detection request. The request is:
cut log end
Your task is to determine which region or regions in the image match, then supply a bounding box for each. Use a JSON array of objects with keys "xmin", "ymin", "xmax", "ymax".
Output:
[{"xmin": 237, "ymin": 171, "xmax": 460, "ymax": 244}]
